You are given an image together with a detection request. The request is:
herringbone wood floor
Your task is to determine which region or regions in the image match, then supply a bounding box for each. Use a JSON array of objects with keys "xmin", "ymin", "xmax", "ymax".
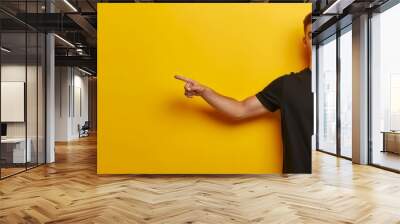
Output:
[{"xmin": 1, "ymin": 134, "xmax": 400, "ymax": 224}]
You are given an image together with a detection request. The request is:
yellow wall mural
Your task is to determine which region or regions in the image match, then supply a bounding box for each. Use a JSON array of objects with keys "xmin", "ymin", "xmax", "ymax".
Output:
[{"xmin": 98, "ymin": 3, "xmax": 311, "ymax": 174}]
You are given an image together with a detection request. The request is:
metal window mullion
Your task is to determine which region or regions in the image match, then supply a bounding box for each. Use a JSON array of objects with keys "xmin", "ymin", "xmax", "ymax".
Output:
[
  {"xmin": 36, "ymin": 0, "xmax": 39, "ymax": 167},
  {"xmin": 367, "ymin": 11, "xmax": 373, "ymax": 165},
  {"xmin": 44, "ymin": 33, "xmax": 47, "ymax": 165},
  {"xmin": 0, "ymin": 21, "xmax": 2, "ymax": 179},
  {"xmin": 337, "ymin": 28, "xmax": 341, "ymax": 157},
  {"xmin": 25, "ymin": 0, "xmax": 28, "ymax": 171},
  {"xmin": 73, "ymin": 68, "xmax": 75, "ymax": 118},
  {"xmin": 316, "ymin": 44, "xmax": 320, "ymax": 150}
]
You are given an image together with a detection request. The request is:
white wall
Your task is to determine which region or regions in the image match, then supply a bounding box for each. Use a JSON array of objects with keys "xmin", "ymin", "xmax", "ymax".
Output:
[
  {"xmin": 55, "ymin": 66, "xmax": 70, "ymax": 141},
  {"xmin": 1, "ymin": 65, "xmax": 38, "ymax": 137},
  {"xmin": 1, "ymin": 63, "xmax": 46, "ymax": 164},
  {"xmin": 72, "ymin": 72, "xmax": 89, "ymax": 137},
  {"xmin": 55, "ymin": 67, "xmax": 89, "ymax": 141}
]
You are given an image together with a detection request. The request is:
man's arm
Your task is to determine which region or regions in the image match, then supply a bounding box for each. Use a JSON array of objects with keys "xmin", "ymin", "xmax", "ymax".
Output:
[{"xmin": 174, "ymin": 75, "xmax": 269, "ymax": 120}]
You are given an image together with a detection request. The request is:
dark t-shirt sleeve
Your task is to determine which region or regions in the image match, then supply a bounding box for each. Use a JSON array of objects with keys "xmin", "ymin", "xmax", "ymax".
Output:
[{"xmin": 255, "ymin": 75, "xmax": 284, "ymax": 112}]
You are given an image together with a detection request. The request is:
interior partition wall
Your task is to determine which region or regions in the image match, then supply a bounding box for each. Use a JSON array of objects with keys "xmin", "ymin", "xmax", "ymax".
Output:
[
  {"xmin": 0, "ymin": 1, "xmax": 47, "ymax": 179},
  {"xmin": 316, "ymin": 25, "xmax": 353, "ymax": 159}
]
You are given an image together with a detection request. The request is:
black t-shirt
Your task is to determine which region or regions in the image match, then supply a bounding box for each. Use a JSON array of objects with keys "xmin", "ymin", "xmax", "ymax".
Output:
[{"xmin": 255, "ymin": 68, "xmax": 313, "ymax": 174}]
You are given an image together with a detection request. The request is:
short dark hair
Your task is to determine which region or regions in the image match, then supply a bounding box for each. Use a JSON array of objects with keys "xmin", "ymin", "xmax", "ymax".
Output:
[{"xmin": 303, "ymin": 12, "xmax": 312, "ymax": 30}]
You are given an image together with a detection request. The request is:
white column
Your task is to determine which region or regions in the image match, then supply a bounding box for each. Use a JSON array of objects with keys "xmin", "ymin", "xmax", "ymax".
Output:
[
  {"xmin": 46, "ymin": 32, "xmax": 55, "ymax": 163},
  {"xmin": 45, "ymin": 1, "xmax": 56, "ymax": 163},
  {"xmin": 352, "ymin": 14, "xmax": 369, "ymax": 164}
]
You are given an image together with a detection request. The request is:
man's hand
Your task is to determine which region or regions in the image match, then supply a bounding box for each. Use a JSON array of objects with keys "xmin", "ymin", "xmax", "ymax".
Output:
[
  {"xmin": 174, "ymin": 75, "xmax": 208, "ymax": 98},
  {"xmin": 174, "ymin": 75, "xmax": 269, "ymax": 120}
]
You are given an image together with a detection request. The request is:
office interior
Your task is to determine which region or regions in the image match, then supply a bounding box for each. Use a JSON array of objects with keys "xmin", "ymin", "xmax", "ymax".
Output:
[
  {"xmin": 0, "ymin": 0, "xmax": 97, "ymax": 179},
  {"xmin": 313, "ymin": 0, "xmax": 400, "ymax": 172},
  {"xmin": 0, "ymin": 0, "xmax": 399, "ymax": 222}
]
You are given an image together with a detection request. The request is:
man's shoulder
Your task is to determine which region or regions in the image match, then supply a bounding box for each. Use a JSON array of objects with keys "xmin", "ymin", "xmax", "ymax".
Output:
[
  {"xmin": 283, "ymin": 68, "xmax": 311, "ymax": 81},
  {"xmin": 287, "ymin": 68, "xmax": 310, "ymax": 76},
  {"xmin": 265, "ymin": 68, "xmax": 310, "ymax": 86}
]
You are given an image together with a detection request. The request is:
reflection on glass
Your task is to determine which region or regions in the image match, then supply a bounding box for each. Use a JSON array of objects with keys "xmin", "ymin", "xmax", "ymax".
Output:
[
  {"xmin": 318, "ymin": 37, "xmax": 337, "ymax": 154},
  {"xmin": 38, "ymin": 32, "xmax": 46, "ymax": 165},
  {"xmin": 1, "ymin": 32, "xmax": 28, "ymax": 177},
  {"xmin": 0, "ymin": 0, "xmax": 47, "ymax": 178},
  {"xmin": 27, "ymin": 31, "xmax": 38, "ymax": 169},
  {"xmin": 340, "ymin": 29, "xmax": 352, "ymax": 158},
  {"xmin": 371, "ymin": 3, "xmax": 400, "ymax": 171}
]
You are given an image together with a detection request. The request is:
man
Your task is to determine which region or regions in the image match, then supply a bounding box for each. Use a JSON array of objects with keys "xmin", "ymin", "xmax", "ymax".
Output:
[{"xmin": 174, "ymin": 13, "xmax": 313, "ymax": 174}]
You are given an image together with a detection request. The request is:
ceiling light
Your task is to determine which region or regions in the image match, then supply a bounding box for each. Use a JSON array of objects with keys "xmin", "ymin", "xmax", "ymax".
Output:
[
  {"xmin": 63, "ymin": 0, "xmax": 78, "ymax": 12},
  {"xmin": 1, "ymin": 47, "xmax": 11, "ymax": 53},
  {"xmin": 78, "ymin": 67, "xmax": 93, "ymax": 76},
  {"xmin": 54, "ymin": 34, "xmax": 75, "ymax": 48},
  {"xmin": 322, "ymin": 0, "xmax": 355, "ymax": 15}
]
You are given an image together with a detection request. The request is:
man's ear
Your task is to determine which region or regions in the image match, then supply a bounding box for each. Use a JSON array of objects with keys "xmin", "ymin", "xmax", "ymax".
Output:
[{"xmin": 303, "ymin": 36, "xmax": 306, "ymax": 46}]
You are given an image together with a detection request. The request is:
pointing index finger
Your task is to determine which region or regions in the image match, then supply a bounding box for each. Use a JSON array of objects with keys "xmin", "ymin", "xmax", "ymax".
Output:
[{"xmin": 174, "ymin": 75, "xmax": 192, "ymax": 83}]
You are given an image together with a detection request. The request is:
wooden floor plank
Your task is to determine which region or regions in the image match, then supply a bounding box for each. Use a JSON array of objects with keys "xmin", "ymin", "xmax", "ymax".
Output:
[{"xmin": 0, "ymin": 134, "xmax": 400, "ymax": 223}]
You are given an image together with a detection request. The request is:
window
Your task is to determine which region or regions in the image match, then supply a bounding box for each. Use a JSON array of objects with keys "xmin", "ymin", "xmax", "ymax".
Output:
[
  {"xmin": 317, "ymin": 36, "xmax": 337, "ymax": 154},
  {"xmin": 370, "ymin": 2, "xmax": 400, "ymax": 171},
  {"xmin": 339, "ymin": 28, "xmax": 352, "ymax": 158}
]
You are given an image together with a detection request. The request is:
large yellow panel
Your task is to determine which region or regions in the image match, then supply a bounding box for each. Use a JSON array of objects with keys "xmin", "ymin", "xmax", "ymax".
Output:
[{"xmin": 98, "ymin": 3, "xmax": 311, "ymax": 174}]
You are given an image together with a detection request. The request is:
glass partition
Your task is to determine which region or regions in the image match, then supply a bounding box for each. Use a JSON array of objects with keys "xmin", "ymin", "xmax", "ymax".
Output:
[
  {"xmin": 1, "ymin": 30, "xmax": 28, "ymax": 177},
  {"xmin": 38, "ymin": 32, "xmax": 45, "ymax": 165},
  {"xmin": 0, "ymin": 1, "xmax": 46, "ymax": 179},
  {"xmin": 27, "ymin": 30, "xmax": 38, "ymax": 169}
]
